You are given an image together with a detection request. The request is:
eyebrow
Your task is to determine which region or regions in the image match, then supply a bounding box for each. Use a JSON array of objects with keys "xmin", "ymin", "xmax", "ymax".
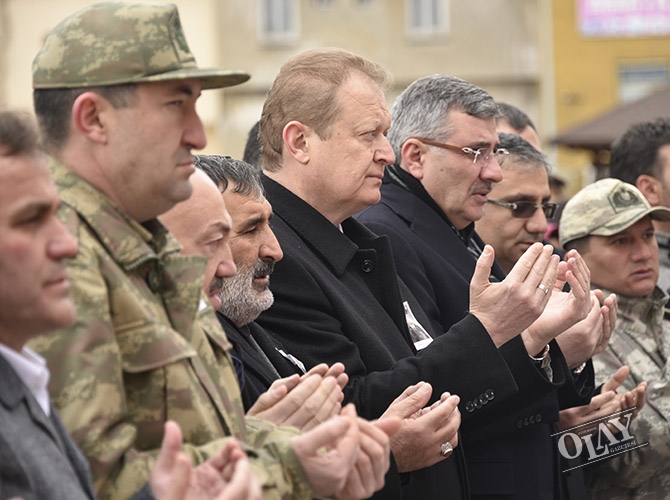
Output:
[
  {"xmin": 197, "ymin": 221, "xmax": 231, "ymax": 242},
  {"xmin": 500, "ymin": 193, "xmax": 550, "ymax": 203},
  {"xmin": 11, "ymin": 200, "xmax": 57, "ymax": 222},
  {"xmin": 238, "ymin": 214, "xmax": 267, "ymax": 233},
  {"xmin": 173, "ymin": 83, "xmax": 200, "ymax": 99}
]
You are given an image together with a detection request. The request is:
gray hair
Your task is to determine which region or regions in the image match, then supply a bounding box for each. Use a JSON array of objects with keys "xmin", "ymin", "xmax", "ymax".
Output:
[
  {"xmin": 497, "ymin": 133, "xmax": 549, "ymax": 172},
  {"xmin": 0, "ymin": 110, "xmax": 41, "ymax": 157},
  {"xmin": 195, "ymin": 154, "xmax": 264, "ymax": 199},
  {"xmin": 388, "ymin": 74, "xmax": 498, "ymax": 163}
]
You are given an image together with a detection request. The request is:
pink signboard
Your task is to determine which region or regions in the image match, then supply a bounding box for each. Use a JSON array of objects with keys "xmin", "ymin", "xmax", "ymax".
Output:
[{"xmin": 578, "ymin": 0, "xmax": 670, "ymax": 37}]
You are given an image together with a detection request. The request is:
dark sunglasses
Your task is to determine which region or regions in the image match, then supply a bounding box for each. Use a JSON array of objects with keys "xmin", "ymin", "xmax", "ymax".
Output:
[{"xmin": 487, "ymin": 199, "xmax": 558, "ymax": 220}]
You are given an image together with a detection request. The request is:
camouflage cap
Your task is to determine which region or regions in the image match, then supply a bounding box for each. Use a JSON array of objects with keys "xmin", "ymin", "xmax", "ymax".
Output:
[
  {"xmin": 32, "ymin": 2, "xmax": 250, "ymax": 90},
  {"xmin": 559, "ymin": 178, "xmax": 670, "ymax": 246}
]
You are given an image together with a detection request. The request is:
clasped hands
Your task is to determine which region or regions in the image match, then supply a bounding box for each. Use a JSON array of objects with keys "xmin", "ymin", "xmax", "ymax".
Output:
[{"xmin": 470, "ymin": 243, "xmax": 616, "ymax": 359}]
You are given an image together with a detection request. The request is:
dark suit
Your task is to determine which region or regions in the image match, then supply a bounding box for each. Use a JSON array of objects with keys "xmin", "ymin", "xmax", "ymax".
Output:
[
  {"xmin": 0, "ymin": 353, "xmax": 97, "ymax": 500},
  {"xmin": 257, "ymin": 175, "xmax": 540, "ymax": 499},
  {"xmin": 357, "ymin": 172, "xmax": 592, "ymax": 499},
  {"xmin": 216, "ymin": 312, "xmax": 305, "ymax": 411},
  {"xmin": 0, "ymin": 352, "xmax": 157, "ymax": 500}
]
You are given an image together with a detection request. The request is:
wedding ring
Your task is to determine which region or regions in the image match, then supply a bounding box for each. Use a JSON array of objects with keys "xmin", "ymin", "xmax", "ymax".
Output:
[
  {"xmin": 440, "ymin": 441, "xmax": 454, "ymax": 457},
  {"xmin": 537, "ymin": 283, "xmax": 549, "ymax": 295}
]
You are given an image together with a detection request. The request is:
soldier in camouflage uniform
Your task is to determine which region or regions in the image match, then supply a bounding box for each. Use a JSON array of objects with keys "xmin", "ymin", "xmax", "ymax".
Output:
[
  {"xmin": 609, "ymin": 118, "xmax": 670, "ymax": 295},
  {"xmin": 27, "ymin": 3, "xmax": 394, "ymax": 500},
  {"xmin": 0, "ymin": 110, "xmax": 263, "ymax": 500},
  {"xmin": 560, "ymin": 178, "xmax": 670, "ymax": 498}
]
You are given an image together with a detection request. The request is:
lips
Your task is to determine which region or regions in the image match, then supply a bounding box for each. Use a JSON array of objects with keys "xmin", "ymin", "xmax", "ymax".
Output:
[{"xmin": 631, "ymin": 268, "xmax": 655, "ymax": 279}]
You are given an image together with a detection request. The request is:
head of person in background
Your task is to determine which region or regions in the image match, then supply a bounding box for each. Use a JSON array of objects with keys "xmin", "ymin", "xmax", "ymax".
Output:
[
  {"xmin": 160, "ymin": 169, "xmax": 237, "ymax": 311},
  {"xmin": 243, "ymin": 121, "xmax": 262, "ymax": 169},
  {"xmin": 475, "ymin": 133, "xmax": 556, "ymax": 274},
  {"xmin": 609, "ymin": 118, "xmax": 670, "ymax": 236},
  {"xmin": 387, "ymin": 74, "xmax": 505, "ymax": 231},
  {"xmin": 548, "ymin": 174, "xmax": 567, "ymax": 204},
  {"xmin": 495, "ymin": 102, "xmax": 542, "ymax": 152},
  {"xmin": 0, "ymin": 110, "xmax": 78, "ymax": 350},
  {"xmin": 195, "ymin": 155, "xmax": 282, "ymax": 326},
  {"xmin": 560, "ymin": 178, "xmax": 670, "ymax": 298}
]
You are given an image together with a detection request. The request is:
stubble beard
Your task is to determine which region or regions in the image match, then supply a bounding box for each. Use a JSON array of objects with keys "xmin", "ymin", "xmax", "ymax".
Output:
[{"xmin": 218, "ymin": 259, "xmax": 275, "ymax": 327}]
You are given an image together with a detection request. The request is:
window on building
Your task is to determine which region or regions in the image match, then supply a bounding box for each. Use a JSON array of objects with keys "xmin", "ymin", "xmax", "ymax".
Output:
[
  {"xmin": 619, "ymin": 63, "xmax": 669, "ymax": 103},
  {"xmin": 259, "ymin": 0, "xmax": 299, "ymax": 44},
  {"xmin": 405, "ymin": 0, "xmax": 449, "ymax": 38}
]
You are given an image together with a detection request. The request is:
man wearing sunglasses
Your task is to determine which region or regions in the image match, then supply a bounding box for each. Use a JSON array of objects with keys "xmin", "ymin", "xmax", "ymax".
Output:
[
  {"xmin": 475, "ymin": 133, "xmax": 558, "ymax": 275},
  {"xmin": 358, "ymin": 74, "xmax": 614, "ymax": 499}
]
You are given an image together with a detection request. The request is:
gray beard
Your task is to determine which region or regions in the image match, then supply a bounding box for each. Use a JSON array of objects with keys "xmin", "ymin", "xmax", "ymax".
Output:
[{"xmin": 219, "ymin": 259, "xmax": 274, "ymax": 327}]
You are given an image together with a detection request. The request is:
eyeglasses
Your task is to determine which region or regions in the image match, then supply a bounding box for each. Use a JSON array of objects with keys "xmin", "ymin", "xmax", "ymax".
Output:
[
  {"xmin": 487, "ymin": 199, "xmax": 559, "ymax": 221},
  {"xmin": 413, "ymin": 137, "xmax": 509, "ymax": 166}
]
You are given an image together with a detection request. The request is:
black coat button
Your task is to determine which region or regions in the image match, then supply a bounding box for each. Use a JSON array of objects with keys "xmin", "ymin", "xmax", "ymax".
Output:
[
  {"xmin": 361, "ymin": 260, "xmax": 374, "ymax": 273},
  {"xmin": 465, "ymin": 402, "xmax": 475, "ymax": 413},
  {"xmin": 485, "ymin": 389, "xmax": 495, "ymax": 400}
]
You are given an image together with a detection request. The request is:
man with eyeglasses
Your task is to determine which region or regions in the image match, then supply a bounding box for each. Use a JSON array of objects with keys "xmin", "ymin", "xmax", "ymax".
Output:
[
  {"xmin": 253, "ymin": 50, "xmax": 600, "ymax": 498},
  {"xmin": 358, "ymin": 74, "xmax": 616, "ymax": 499},
  {"xmin": 475, "ymin": 133, "xmax": 558, "ymax": 275}
]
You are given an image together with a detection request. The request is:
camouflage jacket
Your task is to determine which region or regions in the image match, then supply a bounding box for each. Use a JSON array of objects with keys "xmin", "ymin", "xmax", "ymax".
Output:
[
  {"xmin": 585, "ymin": 286, "xmax": 670, "ymax": 499},
  {"xmin": 29, "ymin": 160, "xmax": 310, "ymax": 500}
]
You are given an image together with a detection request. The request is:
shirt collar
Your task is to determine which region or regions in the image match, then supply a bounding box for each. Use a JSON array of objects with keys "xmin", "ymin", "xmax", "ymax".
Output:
[{"xmin": 0, "ymin": 344, "xmax": 51, "ymax": 416}]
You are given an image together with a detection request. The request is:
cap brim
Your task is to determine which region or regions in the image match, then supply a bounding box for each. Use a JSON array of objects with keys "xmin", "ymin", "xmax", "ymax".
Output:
[
  {"xmin": 138, "ymin": 68, "xmax": 250, "ymax": 90},
  {"xmin": 590, "ymin": 206, "xmax": 670, "ymax": 237},
  {"xmin": 33, "ymin": 68, "xmax": 250, "ymax": 90}
]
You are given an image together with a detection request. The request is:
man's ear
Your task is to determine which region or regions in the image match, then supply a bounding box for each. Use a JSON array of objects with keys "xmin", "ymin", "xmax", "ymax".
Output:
[
  {"xmin": 71, "ymin": 92, "xmax": 112, "ymax": 145},
  {"xmin": 282, "ymin": 121, "xmax": 311, "ymax": 165},
  {"xmin": 400, "ymin": 138, "xmax": 426, "ymax": 180},
  {"xmin": 636, "ymin": 174, "xmax": 662, "ymax": 206}
]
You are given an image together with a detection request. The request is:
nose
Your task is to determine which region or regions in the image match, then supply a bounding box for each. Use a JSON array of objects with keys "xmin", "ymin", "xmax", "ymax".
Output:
[
  {"xmin": 184, "ymin": 106, "xmax": 207, "ymax": 151},
  {"xmin": 259, "ymin": 229, "xmax": 283, "ymax": 262},
  {"xmin": 375, "ymin": 136, "xmax": 396, "ymax": 165},
  {"xmin": 48, "ymin": 218, "xmax": 78, "ymax": 260},
  {"xmin": 632, "ymin": 237, "xmax": 654, "ymax": 262},
  {"xmin": 216, "ymin": 242, "xmax": 237, "ymax": 278},
  {"xmin": 526, "ymin": 205, "xmax": 548, "ymax": 236},
  {"xmin": 481, "ymin": 157, "xmax": 503, "ymax": 183}
]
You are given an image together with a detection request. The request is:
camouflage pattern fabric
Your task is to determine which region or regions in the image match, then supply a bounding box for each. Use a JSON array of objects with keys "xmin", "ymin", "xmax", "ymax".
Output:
[
  {"xmin": 29, "ymin": 160, "xmax": 310, "ymax": 500},
  {"xmin": 32, "ymin": 2, "xmax": 249, "ymax": 90},
  {"xmin": 584, "ymin": 286, "xmax": 670, "ymax": 498},
  {"xmin": 559, "ymin": 178, "xmax": 670, "ymax": 248}
]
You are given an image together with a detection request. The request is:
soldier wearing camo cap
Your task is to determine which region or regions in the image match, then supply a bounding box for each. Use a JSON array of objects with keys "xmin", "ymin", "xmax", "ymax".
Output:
[
  {"xmin": 28, "ymin": 3, "xmax": 395, "ymax": 500},
  {"xmin": 560, "ymin": 178, "xmax": 670, "ymax": 498}
]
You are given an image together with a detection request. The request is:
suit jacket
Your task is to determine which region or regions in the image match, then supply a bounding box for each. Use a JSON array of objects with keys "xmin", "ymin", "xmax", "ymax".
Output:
[
  {"xmin": 217, "ymin": 313, "xmax": 305, "ymax": 411},
  {"xmin": 358, "ymin": 174, "xmax": 591, "ymax": 499},
  {"xmin": 256, "ymin": 175, "xmax": 540, "ymax": 499},
  {"xmin": 0, "ymin": 353, "xmax": 97, "ymax": 500}
]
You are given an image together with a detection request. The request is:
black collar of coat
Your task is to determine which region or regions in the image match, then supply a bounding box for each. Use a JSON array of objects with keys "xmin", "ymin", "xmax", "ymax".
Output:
[
  {"xmin": 385, "ymin": 163, "xmax": 477, "ymax": 246},
  {"xmin": 262, "ymin": 174, "xmax": 385, "ymax": 276}
]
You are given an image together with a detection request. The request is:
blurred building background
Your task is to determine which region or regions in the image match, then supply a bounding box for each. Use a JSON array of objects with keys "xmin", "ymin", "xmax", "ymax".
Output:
[{"xmin": 0, "ymin": 0, "xmax": 668, "ymax": 194}]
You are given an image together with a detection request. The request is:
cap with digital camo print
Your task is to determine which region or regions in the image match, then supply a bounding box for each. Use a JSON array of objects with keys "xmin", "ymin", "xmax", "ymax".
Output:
[{"xmin": 32, "ymin": 1, "xmax": 250, "ymax": 90}]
